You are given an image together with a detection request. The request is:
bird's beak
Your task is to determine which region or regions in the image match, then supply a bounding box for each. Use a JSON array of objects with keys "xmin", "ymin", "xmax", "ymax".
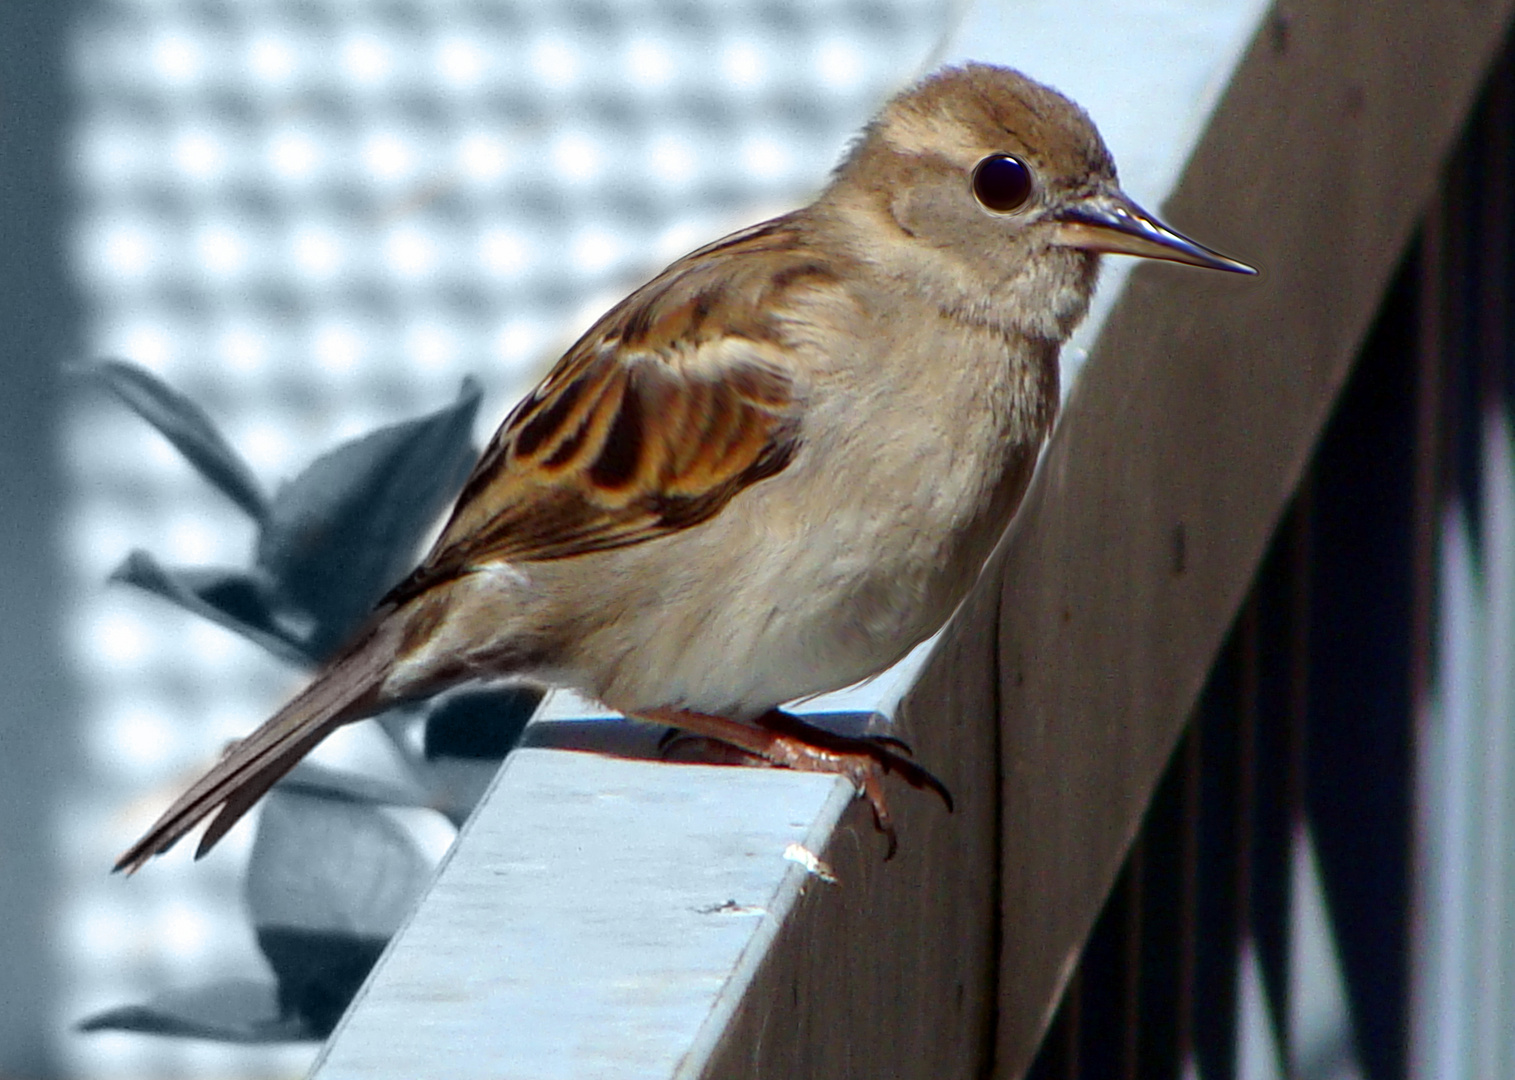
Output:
[{"xmin": 1051, "ymin": 193, "xmax": 1256, "ymax": 274}]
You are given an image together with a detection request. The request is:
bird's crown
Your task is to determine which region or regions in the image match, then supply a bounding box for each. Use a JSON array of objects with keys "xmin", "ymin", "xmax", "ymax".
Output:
[{"xmin": 863, "ymin": 63, "xmax": 1115, "ymax": 197}]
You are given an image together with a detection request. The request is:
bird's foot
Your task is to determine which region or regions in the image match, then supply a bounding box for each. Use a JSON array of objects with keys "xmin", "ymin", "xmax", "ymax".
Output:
[
  {"xmin": 659, "ymin": 724, "xmax": 916, "ymax": 761},
  {"xmin": 640, "ymin": 707, "xmax": 953, "ymax": 859},
  {"xmin": 657, "ymin": 729, "xmax": 769, "ymax": 766}
]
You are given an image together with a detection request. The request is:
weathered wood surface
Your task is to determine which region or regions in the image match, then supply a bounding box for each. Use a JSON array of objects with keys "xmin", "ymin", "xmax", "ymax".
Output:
[
  {"xmin": 706, "ymin": 2, "xmax": 1515, "ymax": 1079},
  {"xmin": 312, "ymin": 2, "xmax": 1515, "ymax": 1078}
]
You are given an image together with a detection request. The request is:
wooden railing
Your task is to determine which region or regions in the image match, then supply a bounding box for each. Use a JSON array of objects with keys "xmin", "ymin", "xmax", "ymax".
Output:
[{"xmin": 310, "ymin": 2, "xmax": 1515, "ymax": 1077}]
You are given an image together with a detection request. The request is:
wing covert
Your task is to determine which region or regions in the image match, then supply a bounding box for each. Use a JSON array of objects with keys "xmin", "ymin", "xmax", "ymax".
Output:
[{"xmin": 386, "ymin": 215, "xmax": 832, "ymax": 603}]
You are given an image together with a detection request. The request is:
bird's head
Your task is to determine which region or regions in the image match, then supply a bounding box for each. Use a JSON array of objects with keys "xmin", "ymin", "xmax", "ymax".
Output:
[{"xmin": 828, "ymin": 63, "xmax": 1254, "ymax": 338}]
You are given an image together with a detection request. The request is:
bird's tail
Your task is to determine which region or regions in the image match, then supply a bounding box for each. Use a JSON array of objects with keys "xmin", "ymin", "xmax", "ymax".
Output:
[{"xmin": 114, "ymin": 613, "xmax": 407, "ymax": 874}]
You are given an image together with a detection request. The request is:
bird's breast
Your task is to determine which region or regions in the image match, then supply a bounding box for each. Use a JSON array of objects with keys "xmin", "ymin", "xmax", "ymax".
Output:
[{"xmin": 543, "ymin": 309, "xmax": 1059, "ymax": 717}]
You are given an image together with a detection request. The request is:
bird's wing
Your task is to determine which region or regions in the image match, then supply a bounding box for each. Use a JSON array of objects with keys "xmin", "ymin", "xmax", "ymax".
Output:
[
  {"xmin": 113, "ymin": 215, "xmax": 845, "ymax": 872},
  {"xmin": 387, "ymin": 214, "xmax": 842, "ymax": 603}
]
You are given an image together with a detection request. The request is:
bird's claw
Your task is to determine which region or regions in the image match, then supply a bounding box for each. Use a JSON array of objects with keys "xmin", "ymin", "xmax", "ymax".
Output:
[
  {"xmin": 839, "ymin": 737, "xmax": 953, "ymax": 860},
  {"xmin": 751, "ymin": 712, "xmax": 953, "ymax": 861},
  {"xmin": 641, "ymin": 707, "xmax": 952, "ymax": 861},
  {"xmin": 861, "ymin": 733, "xmax": 915, "ymax": 757}
]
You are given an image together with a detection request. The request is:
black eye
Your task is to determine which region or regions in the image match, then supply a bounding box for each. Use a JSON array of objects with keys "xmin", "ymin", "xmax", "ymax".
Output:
[{"xmin": 972, "ymin": 154, "xmax": 1034, "ymax": 213}]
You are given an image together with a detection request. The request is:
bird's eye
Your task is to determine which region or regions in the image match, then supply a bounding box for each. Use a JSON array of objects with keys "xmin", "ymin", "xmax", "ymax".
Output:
[{"xmin": 972, "ymin": 154, "xmax": 1034, "ymax": 213}]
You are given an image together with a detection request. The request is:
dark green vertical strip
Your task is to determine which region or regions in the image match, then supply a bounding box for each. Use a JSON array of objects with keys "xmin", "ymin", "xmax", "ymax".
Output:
[{"xmin": 0, "ymin": 1, "xmax": 79, "ymax": 1076}]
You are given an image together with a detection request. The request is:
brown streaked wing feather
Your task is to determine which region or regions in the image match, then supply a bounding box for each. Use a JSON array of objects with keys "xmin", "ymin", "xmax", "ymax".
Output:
[{"xmin": 386, "ymin": 214, "xmax": 834, "ymax": 604}]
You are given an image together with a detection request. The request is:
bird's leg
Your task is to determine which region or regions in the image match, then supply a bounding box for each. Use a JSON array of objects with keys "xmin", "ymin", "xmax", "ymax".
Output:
[
  {"xmin": 637, "ymin": 706, "xmax": 953, "ymax": 859},
  {"xmin": 657, "ymin": 727, "xmax": 771, "ymax": 766}
]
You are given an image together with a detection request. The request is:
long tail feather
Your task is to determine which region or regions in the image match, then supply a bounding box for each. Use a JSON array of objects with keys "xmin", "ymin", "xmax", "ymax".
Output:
[{"xmin": 114, "ymin": 615, "xmax": 406, "ymax": 874}]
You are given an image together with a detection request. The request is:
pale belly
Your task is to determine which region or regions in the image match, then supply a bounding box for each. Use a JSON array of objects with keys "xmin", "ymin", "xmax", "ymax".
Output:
[
  {"xmin": 542, "ymin": 432, "xmax": 1040, "ymax": 720},
  {"xmin": 414, "ymin": 316, "xmax": 1057, "ymax": 721}
]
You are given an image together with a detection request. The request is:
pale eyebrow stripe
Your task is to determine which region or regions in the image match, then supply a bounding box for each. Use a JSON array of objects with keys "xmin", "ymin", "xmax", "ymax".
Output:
[{"xmin": 879, "ymin": 104, "xmax": 985, "ymax": 167}]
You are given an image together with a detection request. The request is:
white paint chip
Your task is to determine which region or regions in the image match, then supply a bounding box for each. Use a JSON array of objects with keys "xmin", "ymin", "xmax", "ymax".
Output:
[{"xmin": 783, "ymin": 842, "xmax": 837, "ymax": 884}]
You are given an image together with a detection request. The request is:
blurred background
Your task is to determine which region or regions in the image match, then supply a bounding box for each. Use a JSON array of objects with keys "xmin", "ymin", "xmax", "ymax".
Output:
[{"xmin": 1, "ymin": 1, "xmax": 954, "ymax": 1076}]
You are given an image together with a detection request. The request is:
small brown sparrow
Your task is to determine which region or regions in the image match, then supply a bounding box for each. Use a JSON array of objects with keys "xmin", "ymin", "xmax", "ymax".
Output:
[{"xmin": 116, "ymin": 63, "xmax": 1253, "ymax": 872}]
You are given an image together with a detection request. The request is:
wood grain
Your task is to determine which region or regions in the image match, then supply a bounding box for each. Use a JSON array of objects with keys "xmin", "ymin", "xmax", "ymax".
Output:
[{"xmin": 698, "ymin": 2, "xmax": 1515, "ymax": 1077}]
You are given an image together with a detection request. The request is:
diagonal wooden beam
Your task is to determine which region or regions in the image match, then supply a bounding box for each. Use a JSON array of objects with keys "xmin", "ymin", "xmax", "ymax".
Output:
[{"xmin": 987, "ymin": 2, "xmax": 1515, "ymax": 1073}]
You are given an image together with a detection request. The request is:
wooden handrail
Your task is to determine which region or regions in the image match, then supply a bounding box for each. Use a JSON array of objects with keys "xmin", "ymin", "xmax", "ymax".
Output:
[{"xmin": 311, "ymin": 2, "xmax": 1515, "ymax": 1078}]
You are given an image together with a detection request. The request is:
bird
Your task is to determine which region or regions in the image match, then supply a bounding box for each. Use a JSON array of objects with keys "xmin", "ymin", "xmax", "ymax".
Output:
[{"xmin": 116, "ymin": 62, "xmax": 1254, "ymax": 873}]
